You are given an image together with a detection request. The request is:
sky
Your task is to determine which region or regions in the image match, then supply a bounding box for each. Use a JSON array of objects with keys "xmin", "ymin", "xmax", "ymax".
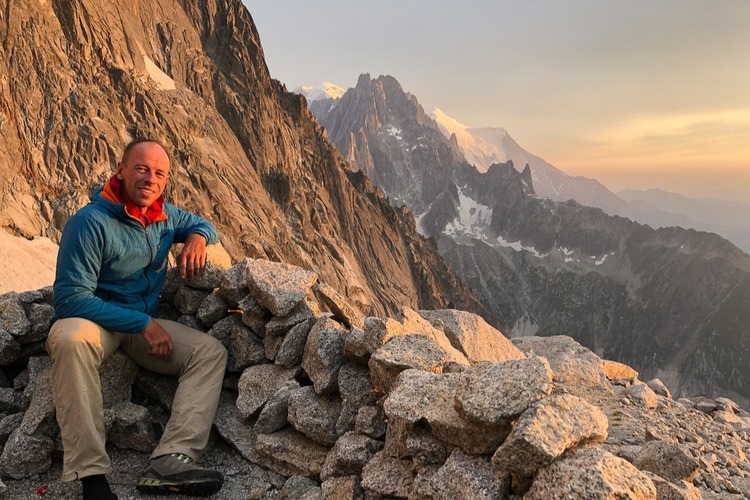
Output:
[{"xmin": 245, "ymin": 1, "xmax": 750, "ymax": 202}]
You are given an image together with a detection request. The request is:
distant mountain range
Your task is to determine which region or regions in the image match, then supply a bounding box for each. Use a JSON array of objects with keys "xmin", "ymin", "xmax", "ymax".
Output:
[
  {"xmin": 619, "ymin": 189, "xmax": 750, "ymax": 253},
  {"xmin": 301, "ymin": 74, "xmax": 750, "ymax": 407},
  {"xmin": 303, "ymin": 81, "xmax": 749, "ymax": 254}
]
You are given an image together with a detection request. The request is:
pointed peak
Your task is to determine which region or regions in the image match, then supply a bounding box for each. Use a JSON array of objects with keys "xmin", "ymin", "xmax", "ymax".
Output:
[{"xmin": 356, "ymin": 73, "xmax": 373, "ymax": 87}]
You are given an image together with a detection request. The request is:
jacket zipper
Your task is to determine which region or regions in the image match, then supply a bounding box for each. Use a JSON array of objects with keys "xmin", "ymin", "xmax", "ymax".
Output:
[{"xmin": 142, "ymin": 224, "xmax": 155, "ymax": 313}]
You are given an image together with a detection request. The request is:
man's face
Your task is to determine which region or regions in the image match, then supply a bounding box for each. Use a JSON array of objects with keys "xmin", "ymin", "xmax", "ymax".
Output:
[{"xmin": 115, "ymin": 142, "xmax": 170, "ymax": 209}]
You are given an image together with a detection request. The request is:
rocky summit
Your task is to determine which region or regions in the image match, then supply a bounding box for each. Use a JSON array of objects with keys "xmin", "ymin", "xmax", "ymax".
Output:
[{"xmin": 0, "ymin": 254, "xmax": 748, "ymax": 499}]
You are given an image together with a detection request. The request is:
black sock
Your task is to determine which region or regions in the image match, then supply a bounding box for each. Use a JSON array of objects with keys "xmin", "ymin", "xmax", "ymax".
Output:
[{"xmin": 81, "ymin": 474, "xmax": 117, "ymax": 500}]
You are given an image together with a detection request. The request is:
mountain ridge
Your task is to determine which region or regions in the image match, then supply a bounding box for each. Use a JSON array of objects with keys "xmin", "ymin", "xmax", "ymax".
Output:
[{"xmin": 620, "ymin": 189, "xmax": 750, "ymax": 253}]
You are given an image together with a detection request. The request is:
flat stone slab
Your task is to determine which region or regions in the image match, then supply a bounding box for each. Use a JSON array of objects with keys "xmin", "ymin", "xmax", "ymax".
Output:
[
  {"xmin": 419, "ymin": 309, "xmax": 525, "ymax": 363},
  {"xmin": 455, "ymin": 356, "xmax": 554, "ymax": 425},
  {"xmin": 602, "ymin": 359, "xmax": 639, "ymax": 381},
  {"xmin": 430, "ymin": 450, "xmax": 511, "ymax": 500},
  {"xmin": 511, "ymin": 335, "xmax": 612, "ymax": 397},
  {"xmin": 369, "ymin": 334, "xmax": 468, "ymax": 393},
  {"xmin": 314, "ymin": 282, "xmax": 364, "ymax": 330},
  {"xmin": 492, "ymin": 394, "xmax": 609, "ymax": 475},
  {"xmin": 302, "ymin": 316, "xmax": 348, "ymax": 395},
  {"xmin": 287, "ymin": 386, "xmax": 342, "ymax": 446},
  {"xmin": 242, "ymin": 258, "xmax": 318, "ymax": 317},
  {"xmin": 237, "ymin": 364, "xmax": 298, "ymax": 419},
  {"xmin": 384, "ymin": 369, "xmax": 509, "ymax": 455},
  {"xmin": 254, "ymin": 427, "xmax": 329, "ymax": 479},
  {"xmin": 360, "ymin": 451, "xmax": 413, "ymax": 498}
]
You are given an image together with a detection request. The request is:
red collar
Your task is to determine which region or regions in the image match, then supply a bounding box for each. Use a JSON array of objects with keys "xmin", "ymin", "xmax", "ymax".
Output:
[{"xmin": 101, "ymin": 175, "xmax": 168, "ymax": 227}]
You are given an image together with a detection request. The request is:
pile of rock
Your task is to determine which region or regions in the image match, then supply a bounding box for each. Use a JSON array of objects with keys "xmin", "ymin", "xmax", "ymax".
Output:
[{"xmin": 0, "ymin": 257, "xmax": 749, "ymax": 498}]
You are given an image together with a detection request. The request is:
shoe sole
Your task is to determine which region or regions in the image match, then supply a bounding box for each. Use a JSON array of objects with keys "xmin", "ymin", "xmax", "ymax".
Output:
[{"xmin": 136, "ymin": 478, "xmax": 223, "ymax": 496}]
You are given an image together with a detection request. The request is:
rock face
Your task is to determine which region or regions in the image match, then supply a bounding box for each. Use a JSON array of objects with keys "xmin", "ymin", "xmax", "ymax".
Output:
[
  {"xmin": 0, "ymin": 0, "xmax": 483, "ymax": 328},
  {"xmin": 309, "ymin": 73, "xmax": 750, "ymax": 409},
  {"xmin": 0, "ymin": 265, "xmax": 749, "ymax": 499}
]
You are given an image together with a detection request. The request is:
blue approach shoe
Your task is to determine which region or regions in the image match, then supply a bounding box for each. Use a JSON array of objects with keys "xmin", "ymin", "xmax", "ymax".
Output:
[{"xmin": 136, "ymin": 453, "xmax": 223, "ymax": 496}]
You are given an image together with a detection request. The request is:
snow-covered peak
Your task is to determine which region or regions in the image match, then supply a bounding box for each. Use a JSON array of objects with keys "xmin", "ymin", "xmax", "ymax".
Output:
[
  {"xmin": 431, "ymin": 107, "xmax": 469, "ymax": 133},
  {"xmin": 428, "ymin": 108, "xmax": 632, "ymax": 218},
  {"xmin": 429, "ymin": 108, "xmax": 508, "ymax": 172},
  {"xmin": 295, "ymin": 82, "xmax": 346, "ymax": 101}
]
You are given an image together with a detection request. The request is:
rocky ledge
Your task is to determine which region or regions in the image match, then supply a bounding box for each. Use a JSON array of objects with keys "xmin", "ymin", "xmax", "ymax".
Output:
[{"xmin": 0, "ymin": 254, "xmax": 748, "ymax": 499}]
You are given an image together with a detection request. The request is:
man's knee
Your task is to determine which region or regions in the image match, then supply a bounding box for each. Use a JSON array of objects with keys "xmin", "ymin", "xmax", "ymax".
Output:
[
  {"xmin": 47, "ymin": 318, "xmax": 104, "ymax": 359},
  {"xmin": 201, "ymin": 334, "xmax": 228, "ymax": 369}
]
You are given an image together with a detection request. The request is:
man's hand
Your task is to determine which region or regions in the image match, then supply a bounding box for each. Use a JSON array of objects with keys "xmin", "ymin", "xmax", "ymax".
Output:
[
  {"xmin": 141, "ymin": 319, "xmax": 173, "ymax": 358},
  {"xmin": 178, "ymin": 233, "xmax": 207, "ymax": 279}
]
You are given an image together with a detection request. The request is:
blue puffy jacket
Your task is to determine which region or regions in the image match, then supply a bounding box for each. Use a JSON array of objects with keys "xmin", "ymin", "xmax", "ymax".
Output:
[{"xmin": 53, "ymin": 187, "xmax": 218, "ymax": 334}]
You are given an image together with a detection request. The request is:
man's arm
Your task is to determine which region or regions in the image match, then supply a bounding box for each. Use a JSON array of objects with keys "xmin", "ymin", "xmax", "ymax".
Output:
[
  {"xmin": 171, "ymin": 206, "xmax": 218, "ymax": 246},
  {"xmin": 170, "ymin": 206, "xmax": 218, "ymax": 279},
  {"xmin": 177, "ymin": 233, "xmax": 207, "ymax": 279},
  {"xmin": 53, "ymin": 213, "xmax": 152, "ymax": 334},
  {"xmin": 141, "ymin": 319, "xmax": 174, "ymax": 357}
]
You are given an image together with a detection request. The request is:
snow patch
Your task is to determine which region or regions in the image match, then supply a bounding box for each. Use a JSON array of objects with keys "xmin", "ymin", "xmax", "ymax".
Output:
[
  {"xmin": 443, "ymin": 189, "xmax": 493, "ymax": 239},
  {"xmin": 0, "ymin": 230, "xmax": 58, "ymax": 293},
  {"xmin": 295, "ymin": 82, "xmax": 346, "ymax": 101},
  {"xmin": 386, "ymin": 125, "xmax": 403, "ymax": 141},
  {"xmin": 595, "ymin": 255, "xmax": 608, "ymax": 265},
  {"xmin": 143, "ymin": 55, "xmax": 176, "ymax": 90},
  {"xmin": 414, "ymin": 211, "xmax": 428, "ymax": 237},
  {"xmin": 496, "ymin": 235, "xmax": 544, "ymax": 258},
  {"xmin": 430, "ymin": 108, "xmax": 509, "ymax": 172},
  {"xmin": 510, "ymin": 315, "xmax": 538, "ymax": 338}
]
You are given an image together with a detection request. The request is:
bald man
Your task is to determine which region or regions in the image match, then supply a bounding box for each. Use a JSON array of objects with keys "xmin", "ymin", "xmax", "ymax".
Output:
[{"xmin": 49, "ymin": 139, "xmax": 227, "ymax": 499}]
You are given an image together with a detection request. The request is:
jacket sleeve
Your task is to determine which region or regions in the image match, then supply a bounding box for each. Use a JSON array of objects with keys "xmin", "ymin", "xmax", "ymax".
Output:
[
  {"xmin": 170, "ymin": 205, "xmax": 219, "ymax": 245},
  {"xmin": 53, "ymin": 213, "xmax": 152, "ymax": 334}
]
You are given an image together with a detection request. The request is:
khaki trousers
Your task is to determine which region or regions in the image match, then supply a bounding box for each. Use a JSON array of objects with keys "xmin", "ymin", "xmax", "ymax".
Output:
[{"xmin": 46, "ymin": 318, "xmax": 228, "ymax": 482}]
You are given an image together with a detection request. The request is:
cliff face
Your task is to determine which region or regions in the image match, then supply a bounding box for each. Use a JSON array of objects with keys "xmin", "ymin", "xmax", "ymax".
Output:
[{"xmin": 0, "ymin": 0, "xmax": 483, "ymax": 318}]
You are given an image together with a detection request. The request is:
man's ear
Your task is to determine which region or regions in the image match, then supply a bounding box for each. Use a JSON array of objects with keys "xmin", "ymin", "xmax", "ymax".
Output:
[{"xmin": 115, "ymin": 163, "xmax": 124, "ymax": 180}]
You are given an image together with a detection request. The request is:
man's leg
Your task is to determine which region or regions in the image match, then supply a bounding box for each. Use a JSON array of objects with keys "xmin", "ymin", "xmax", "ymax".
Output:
[
  {"xmin": 119, "ymin": 319, "xmax": 227, "ymax": 496},
  {"xmin": 47, "ymin": 318, "xmax": 122, "ymax": 499},
  {"xmin": 119, "ymin": 319, "xmax": 227, "ymax": 458},
  {"xmin": 47, "ymin": 318, "xmax": 122, "ymax": 482}
]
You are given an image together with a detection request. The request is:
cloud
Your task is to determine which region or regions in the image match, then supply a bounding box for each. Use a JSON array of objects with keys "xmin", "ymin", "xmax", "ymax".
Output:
[{"xmin": 567, "ymin": 108, "xmax": 750, "ymax": 167}]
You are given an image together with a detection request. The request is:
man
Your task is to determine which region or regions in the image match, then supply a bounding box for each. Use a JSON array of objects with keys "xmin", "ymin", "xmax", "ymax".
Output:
[{"xmin": 48, "ymin": 139, "xmax": 228, "ymax": 499}]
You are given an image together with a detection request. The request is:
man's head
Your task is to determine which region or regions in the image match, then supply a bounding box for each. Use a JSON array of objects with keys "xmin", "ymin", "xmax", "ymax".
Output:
[{"xmin": 116, "ymin": 139, "xmax": 171, "ymax": 210}]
